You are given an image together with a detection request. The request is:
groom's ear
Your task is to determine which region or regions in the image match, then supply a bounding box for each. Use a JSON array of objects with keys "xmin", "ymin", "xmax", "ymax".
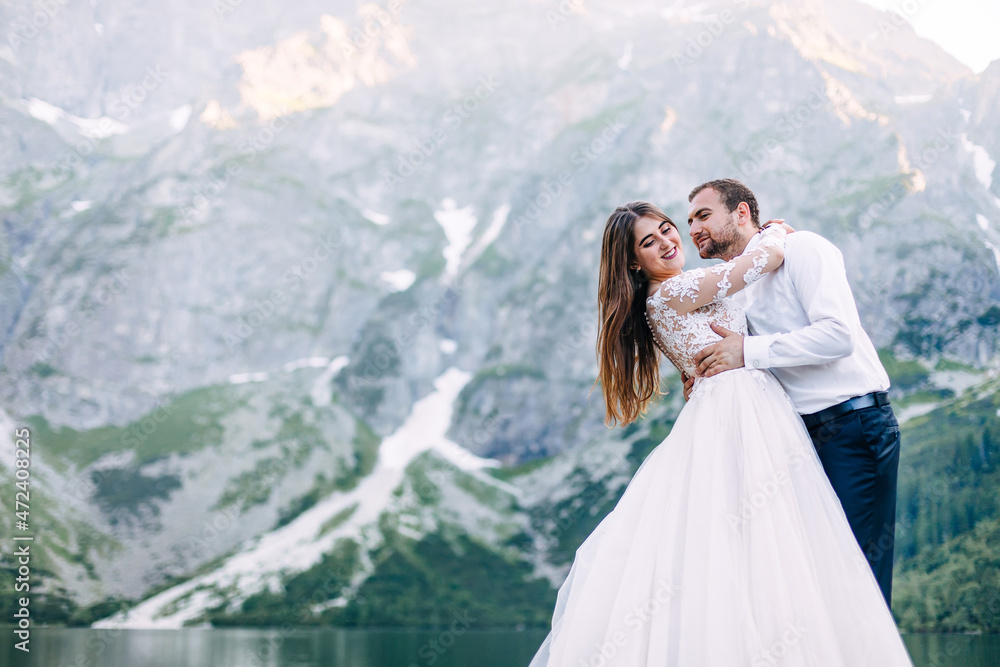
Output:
[{"xmin": 735, "ymin": 201, "xmax": 753, "ymax": 227}]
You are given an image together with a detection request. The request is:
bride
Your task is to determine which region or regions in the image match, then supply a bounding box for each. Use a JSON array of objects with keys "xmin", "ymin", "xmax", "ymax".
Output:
[{"xmin": 528, "ymin": 201, "xmax": 913, "ymax": 666}]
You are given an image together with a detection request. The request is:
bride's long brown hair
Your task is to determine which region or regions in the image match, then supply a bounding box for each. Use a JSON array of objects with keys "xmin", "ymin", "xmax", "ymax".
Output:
[{"xmin": 591, "ymin": 201, "xmax": 674, "ymax": 427}]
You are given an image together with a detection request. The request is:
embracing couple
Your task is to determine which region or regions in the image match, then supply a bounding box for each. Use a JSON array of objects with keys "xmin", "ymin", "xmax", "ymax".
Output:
[{"xmin": 529, "ymin": 179, "xmax": 913, "ymax": 665}]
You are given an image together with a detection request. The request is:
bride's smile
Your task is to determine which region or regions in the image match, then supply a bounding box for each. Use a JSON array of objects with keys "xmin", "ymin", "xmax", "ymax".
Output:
[{"xmin": 631, "ymin": 214, "xmax": 686, "ymax": 282}]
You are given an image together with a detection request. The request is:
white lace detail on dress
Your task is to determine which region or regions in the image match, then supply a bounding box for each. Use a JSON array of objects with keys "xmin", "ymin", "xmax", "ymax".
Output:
[
  {"xmin": 709, "ymin": 263, "xmax": 734, "ymax": 303},
  {"xmin": 741, "ymin": 253, "xmax": 768, "ymax": 287},
  {"xmin": 646, "ymin": 296, "xmax": 748, "ymax": 379},
  {"xmin": 644, "ymin": 226, "xmax": 785, "ymax": 379},
  {"xmin": 658, "ymin": 267, "xmax": 706, "ymax": 304},
  {"xmin": 740, "ymin": 231, "xmax": 783, "ymax": 286}
]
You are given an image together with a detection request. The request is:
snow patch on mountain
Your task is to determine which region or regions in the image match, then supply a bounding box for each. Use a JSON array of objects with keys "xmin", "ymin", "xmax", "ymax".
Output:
[
  {"xmin": 227, "ymin": 371, "xmax": 268, "ymax": 384},
  {"xmin": 363, "ymin": 209, "xmax": 391, "ymax": 225},
  {"xmin": 961, "ymin": 133, "xmax": 997, "ymax": 190},
  {"xmin": 381, "ymin": 269, "xmax": 416, "ymax": 291},
  {"xmin": 23, "ymin": 97, "xmax": 128, "ymax": 138},
  {"xmin": 435, "ymin": 199, "xmax": 478, "ymax": 278},
  {"xmin": 95, "ymin": 366, "xmax": 489, "ymax": 629},
  {"xmin": 463, "ymin": 203, "xmax": 511, "ymax": 270},
  {"xmin": 310, "ymin": 356, "xmax": 349, "ymax": 406},
  {"xmin": 21, "ymin": 97, "xmax": 192, "ymax": 151}
]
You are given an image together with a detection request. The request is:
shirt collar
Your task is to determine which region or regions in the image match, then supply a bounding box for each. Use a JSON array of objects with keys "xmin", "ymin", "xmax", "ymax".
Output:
[{"xmin": 740, "ymin": 229, "xmax": 764, "ymax": 256}]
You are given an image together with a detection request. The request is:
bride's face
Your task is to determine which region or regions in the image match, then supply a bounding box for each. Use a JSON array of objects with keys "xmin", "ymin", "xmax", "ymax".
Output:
[{"xmin": 631, "ymin": 215, "xmax": 685, "ymax": 279}]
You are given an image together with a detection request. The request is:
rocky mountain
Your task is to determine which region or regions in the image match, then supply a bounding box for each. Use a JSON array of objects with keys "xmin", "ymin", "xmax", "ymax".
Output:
[{"xmin": 0, "ymin": 0, "xmax": 998, "ymax": 632}]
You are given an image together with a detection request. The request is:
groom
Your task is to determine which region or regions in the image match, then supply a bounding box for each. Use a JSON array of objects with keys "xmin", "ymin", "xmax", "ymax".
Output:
[{"xmin": 684, "ymin": 178, "xmax": 901, "ymax": 610}]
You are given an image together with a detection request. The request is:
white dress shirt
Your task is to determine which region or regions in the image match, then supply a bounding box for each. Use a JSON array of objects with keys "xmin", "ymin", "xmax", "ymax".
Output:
[{"xmin": 731, "ymin": 230, "xmax": 890, "ymax": 415}]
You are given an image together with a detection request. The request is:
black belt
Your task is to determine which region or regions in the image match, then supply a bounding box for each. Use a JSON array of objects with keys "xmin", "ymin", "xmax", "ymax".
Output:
[{"xmin": 801, "ymin": 391, "xmax": 890, "ymax": 430}]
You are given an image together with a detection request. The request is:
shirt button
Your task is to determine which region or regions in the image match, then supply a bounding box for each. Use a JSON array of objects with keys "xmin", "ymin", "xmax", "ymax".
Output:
[{"xmin": 753, "ymin": 361, "xmax": 760, "ymax": 368}]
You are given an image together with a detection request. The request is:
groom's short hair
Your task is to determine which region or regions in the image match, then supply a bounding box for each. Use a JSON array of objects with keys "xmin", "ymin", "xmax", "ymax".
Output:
[{"xmin": 688, "ymin": 179, "xmax": 760, "ymax": 228}]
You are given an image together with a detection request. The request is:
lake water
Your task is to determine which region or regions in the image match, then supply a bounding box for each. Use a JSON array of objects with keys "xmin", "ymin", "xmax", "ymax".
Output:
[{"xmin": 1, "ymin": 628, "xmax": 997, "ymax": 666}]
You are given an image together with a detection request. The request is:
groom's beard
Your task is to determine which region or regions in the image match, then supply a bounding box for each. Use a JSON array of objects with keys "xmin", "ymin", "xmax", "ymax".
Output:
[{"xmin": 698, "ymin": 216, "xmax": 743, "ymax": 260}]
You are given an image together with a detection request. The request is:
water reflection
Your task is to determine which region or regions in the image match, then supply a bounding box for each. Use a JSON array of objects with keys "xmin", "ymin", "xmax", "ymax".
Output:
[
  {"xmin": 1, "ymin": 628, "xmax": 998, "ymax": 666},
  {"xmin": 1, "ymin": 627, "xmax": 549, "ymax": 667},
  {"xmin": 904, "ymin": 633, "xmax": 1000, "ymax": 667}
]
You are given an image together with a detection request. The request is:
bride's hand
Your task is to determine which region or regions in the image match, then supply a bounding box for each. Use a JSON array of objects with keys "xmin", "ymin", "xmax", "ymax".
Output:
[
  {"xmin": 681, "ymin": 372, "xmax": 694, "ymax": 402},
  {"xmin": 762, "ymin": 218, "xmax": 796, "ymax": 233}
]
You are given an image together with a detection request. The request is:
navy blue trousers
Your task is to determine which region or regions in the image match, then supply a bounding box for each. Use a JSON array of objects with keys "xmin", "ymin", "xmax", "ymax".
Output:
[{"xmin": 805, "ymin": 403, "xmax": 901, "ymax": 610}]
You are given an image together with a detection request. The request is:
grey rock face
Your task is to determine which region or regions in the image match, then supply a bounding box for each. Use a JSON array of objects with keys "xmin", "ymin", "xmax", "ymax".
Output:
[{"xmin": 0, "ymin": 0, "xmax": 998, "ymax": 615}]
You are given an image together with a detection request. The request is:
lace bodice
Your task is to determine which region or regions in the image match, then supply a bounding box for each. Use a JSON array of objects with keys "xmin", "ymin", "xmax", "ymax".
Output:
[
  {"xmin": 644, "ymin": 225, "xmax": 786, "ymax": 378},
  {"xmin": 645, "ymin": 297, "xmax": 747, "ymax": 378}
]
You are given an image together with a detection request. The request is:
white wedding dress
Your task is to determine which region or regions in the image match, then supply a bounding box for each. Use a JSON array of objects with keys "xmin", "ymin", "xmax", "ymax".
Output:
[{"xmin": 529, "ymin": 227, "xmax": 913, "ymax": 666}]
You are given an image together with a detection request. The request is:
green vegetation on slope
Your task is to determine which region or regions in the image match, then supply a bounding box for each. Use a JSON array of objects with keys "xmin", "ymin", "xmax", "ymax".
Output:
[
  {"xmin": 895, "ymin": 389, "xmax": 999, "ymax": 559},
  {"xmin": 24, "ymin": 385, "xmax": 236, "ymax": 470},
  {"xmin": 206, "ymin": 530, "xmax": 554, "ymax": 628},
  {"xmin": 893, "ymin": 518, "xmax": 1000, "ymax": 632},
  {"xmin": 206, "ymin": 538, "xmax": 361, "ymax": 627},
  {"xmin": 878, "ymin": 349, "xmax": 932, "ymax": 393},
  {"xmin": 892, "ymin": 383, "xmax": 1000, "ymax": 632},
  {"xmin": 341, "ymin": 531, "xmax": 554, "ymax": 627}
]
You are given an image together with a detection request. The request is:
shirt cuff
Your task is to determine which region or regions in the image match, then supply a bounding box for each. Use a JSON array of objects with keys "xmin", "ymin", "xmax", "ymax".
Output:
[{"xmin": 743, "ymin": 334, "xmax": 773, "ymax": 370}]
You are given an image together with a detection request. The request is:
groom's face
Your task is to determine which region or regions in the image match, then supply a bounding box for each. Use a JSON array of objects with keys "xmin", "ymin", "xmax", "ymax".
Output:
[{"xmin": 687, "ymin": 188, "xmax": 742, "ymax": 261}]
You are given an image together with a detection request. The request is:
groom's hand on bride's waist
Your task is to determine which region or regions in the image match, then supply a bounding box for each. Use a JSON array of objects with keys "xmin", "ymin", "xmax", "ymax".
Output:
[{"xmin": 694, "ymin": 323, "xmax": 745, "ymax": 378}]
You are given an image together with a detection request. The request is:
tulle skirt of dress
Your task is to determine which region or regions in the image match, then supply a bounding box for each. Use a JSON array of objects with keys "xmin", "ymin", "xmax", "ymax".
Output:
[{"xmin": 529, "ymin": 368, "xmax": 913, "ymax": 666}]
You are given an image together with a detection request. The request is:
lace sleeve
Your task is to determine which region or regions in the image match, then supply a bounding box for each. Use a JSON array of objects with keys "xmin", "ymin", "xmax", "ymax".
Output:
[{"xmin": 649, "ymin": 225, "xmax": 786, "ymax": 315}]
